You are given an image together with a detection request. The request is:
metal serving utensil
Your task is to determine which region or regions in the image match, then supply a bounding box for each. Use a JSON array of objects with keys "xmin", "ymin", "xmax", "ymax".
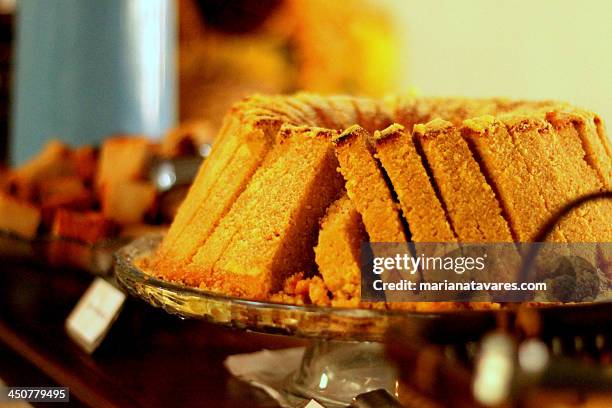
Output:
[{"xmin": 148, "ymin": 143, "xmax": 211, "ymax": 192}]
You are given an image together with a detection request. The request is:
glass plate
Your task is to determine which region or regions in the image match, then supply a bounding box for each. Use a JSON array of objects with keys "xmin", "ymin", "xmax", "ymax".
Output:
[{"xmin": 114, "ymin": 235, "xmax": 516, "ymax": 342}]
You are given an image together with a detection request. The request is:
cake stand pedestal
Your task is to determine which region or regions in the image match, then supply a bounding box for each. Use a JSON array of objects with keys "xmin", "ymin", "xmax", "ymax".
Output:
[{"xmin": 283, "ymin": 340, "xmax": 397, "ymax": 406}]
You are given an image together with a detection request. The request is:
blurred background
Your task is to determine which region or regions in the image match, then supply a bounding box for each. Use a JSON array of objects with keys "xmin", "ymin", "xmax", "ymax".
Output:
[
  {"xmin": 1, "ymin": 0, "xmax": 610, "ymax": 164},
  {"xmin": 397, "ymin": 0, "xmax": 612, "ymax": 125}
]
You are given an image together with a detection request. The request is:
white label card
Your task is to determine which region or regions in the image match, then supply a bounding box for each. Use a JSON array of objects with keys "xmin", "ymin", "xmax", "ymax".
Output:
[{"xmin": 65, "ymin": 277, "xmax": 126, "ymax": 353}]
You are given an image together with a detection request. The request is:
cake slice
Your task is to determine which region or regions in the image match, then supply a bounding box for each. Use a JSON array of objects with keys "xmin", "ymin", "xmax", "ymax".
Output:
[
  {"xmin": 414, "ymin": 119, "xmax": 512, "ymax": 242},
  {"xmin": 314, "ymin": 193, "xmax": 367, "ymax": 305},
  {"xmin": 188, "ymin": 125, "xmax": 344, "ymax": 298},
  {"xmin": 183, "ymin": 130, "xmax": 292, "ymax": 279},
  {"xmin": 499, "ymin": 113, "xmax": 599, "ymax": 242},
  {"xmin": 51, "ymin": 210, "xmax": 114, "ymax": 244},
  {"xmin": 333, "ymin": 125, "xmax": 407, "ymax": 242},
  {"xmin": 374, "ymin": 123, "xmax": 457, "ymax": 243},
  {"xmin": 462, "ymin": 115, "xmax": 557, "ymax": 242},
  {"xmin": 11, "ymin": 140, "xmax": 76, "ymax": 201},
  {"xmin": 333, "ymin": 124, "xmax": 410, "ymax": 304},
  {"xmin": 155, "ymin": 111, "xmax": 238, "ymax": 255},
  {"xmin": 158, "ymin": 96, "xmax": 300, "ymax": 253},
  {"xmin": 554, "ymin": 109, "xmax": 612, "ymax": 190},
  {"xmin": 543, "ymin": 111, "xmax": 612, "ymax": 241},
  {"xmin": 154, "ymin": 105, "xmax": 285, "ymax": 278}
]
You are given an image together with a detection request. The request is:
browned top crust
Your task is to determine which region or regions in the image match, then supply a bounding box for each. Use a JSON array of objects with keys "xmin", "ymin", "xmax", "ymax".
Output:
[
  {"xmin": 373, "ymin": 123, "xmax": 405, "ymax": 142},
  {"xmin": 332, "ymin": 124, "xmax": 367, "ymax": 145},
  {"xmin": 413, "ymin": 118, "xmax": 455, "ymax": 139}
]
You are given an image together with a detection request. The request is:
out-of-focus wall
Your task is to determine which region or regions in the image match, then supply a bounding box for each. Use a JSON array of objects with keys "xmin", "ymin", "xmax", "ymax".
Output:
[{"xmin": 390, "ymin": 0, "xmax": 612, "ymax": 125}]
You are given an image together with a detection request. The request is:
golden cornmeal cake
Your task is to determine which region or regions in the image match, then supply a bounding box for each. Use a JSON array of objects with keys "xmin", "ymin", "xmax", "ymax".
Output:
[
  {"xmin": 414, "ymin": 119, "xmax": 513, "ymax": 242},
  {"xmin": 333, "ymin": 124, "xmax": 407, "ymax": 243},
  {"xmin": 314, "ymin": 193, "xmax": 366, "ymax": 307},
  {"xmin": 188, "ymin": 125, "xmax": 342, "ymax": 298},
  {"xmin": 151, "ymin": 93, "xmax": 612, "ymax": 303},
  {"xmin": 373, "ymin": 124, "xmax": 455, "ymax": 243}
]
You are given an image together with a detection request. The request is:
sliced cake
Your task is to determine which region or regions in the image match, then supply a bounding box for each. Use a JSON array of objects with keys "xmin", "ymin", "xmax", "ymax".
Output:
[
  {"xmin": 560, "ymin": 109, "xmax": 612, "ymax": 189},
  {"xmin": 543, "ymin": 110, "xmax": 612, "ymax": 241},
  {"xmin": 499, "ymin": 113, "xmax": 593, "ymax": 242},
  {"xmin": 186, "ymin": 125, "xmax": 344, "ymax": 298},
  {"xmin": 414, "ymin": 119, "xmax": 513, "ymax": 242},
  {"xmin": 333, "ymin": 125, "xmax": 407, "ymax": 243},
  {"xmin": 314, "ymin": 193, "xmax": 366, "ymax": 305},
  {"xmin": 462, "ymin": 115, "xmax": 556, "ymax": 242},
  {"xmin": 374, "ymin": 123, "xmax": 457, "ymax": 243},
  {"xmin": 150, "ymin": 93, "xmax": 612, "ymax": 308},
  {"xmin": 154, "ymin": 116, "xmax": 281, "ymax": 280},
  {"xmin": 333, "ymin": 124, "xmax": 410, "ymax": 303},
  {"xmin": 184, "ymin": 129, "xmax": 294, "ymax": 279},
  {"xmin": 154, "ymin": 96, "xmax": 304, "ymax": 277}
]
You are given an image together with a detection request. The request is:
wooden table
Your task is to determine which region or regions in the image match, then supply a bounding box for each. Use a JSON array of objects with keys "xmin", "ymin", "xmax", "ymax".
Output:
[{"xmin": 0, "ymin": 257, "xmax": 306, "ymax": 407}]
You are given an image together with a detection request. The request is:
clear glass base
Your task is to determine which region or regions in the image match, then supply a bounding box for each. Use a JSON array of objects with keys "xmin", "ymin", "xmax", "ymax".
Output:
[{"xmin": 283, "ymin": 340, "xmax": 398, "ymax": 407}]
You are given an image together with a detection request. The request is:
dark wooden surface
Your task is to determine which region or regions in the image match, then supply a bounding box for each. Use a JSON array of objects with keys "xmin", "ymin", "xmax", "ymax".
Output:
[{"xmin": 0, "ymin": 256, "xmax": 307, "ymax": 407}]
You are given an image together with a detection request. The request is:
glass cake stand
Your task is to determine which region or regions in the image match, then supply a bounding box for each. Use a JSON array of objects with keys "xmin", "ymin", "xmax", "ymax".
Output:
[
  {"xmin": 114, "ymin": 235, "xmax": 517, "ymax": 406},
  {"xmin": 96, "ymin": 191, "xmax": 612, "ymax": 406}
]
